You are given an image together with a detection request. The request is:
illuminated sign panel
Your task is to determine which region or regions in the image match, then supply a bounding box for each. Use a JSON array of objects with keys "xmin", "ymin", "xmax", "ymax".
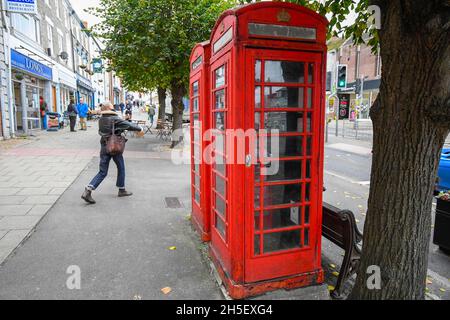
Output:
[
  {"xmin": 249, "ymin": 23, "xmax": 317, "ymax": 40},
  {"xmin": 213, "ymin": 28, "xmax": 233, "ymax": 53}
]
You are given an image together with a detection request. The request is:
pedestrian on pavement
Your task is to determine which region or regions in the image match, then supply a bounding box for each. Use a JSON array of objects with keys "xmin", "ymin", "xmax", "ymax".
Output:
[
  {"xmin": 125, "ymin": 101, "xmax": 133, "ymax": 121},
  {"xmin": 120, "ymin": 102, "xmax": 125, "ymax": 115},
  {"xmin": 82, "ymin": 101, "xmax": 144, "ymax": 204},
  {"xmin": 77, "ymin": 97, "xmax": 89, "ymax": 131},
  {"xmin": 148, "ymin": 104, "xmax": 156, "ymax": 125},
  {"xmin": 67, "ymin": 99, "xmax": 78, "ymax": 132},
  {"xmin": 39, "ymin": 96, "xmax": 48, "ymax": 130}
]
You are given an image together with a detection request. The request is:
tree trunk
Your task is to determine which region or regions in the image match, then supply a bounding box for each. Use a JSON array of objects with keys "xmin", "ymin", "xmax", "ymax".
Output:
[
  {"xmin": 170, "ymin": 81, "xmax": 187, "ymax": 148},
  {"xmin": 350, "ymin": 1, "xmax": 450, "ymax": 300},
  {"xmin": 157, "ymin": 87, "xmax": 166, "ymax": 128}
]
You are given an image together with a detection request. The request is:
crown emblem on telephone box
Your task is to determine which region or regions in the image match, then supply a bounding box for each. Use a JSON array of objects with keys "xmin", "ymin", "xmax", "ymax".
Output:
[{"xmin": 277, "ymin": 9, "xmax": 291, "ymax": 22}]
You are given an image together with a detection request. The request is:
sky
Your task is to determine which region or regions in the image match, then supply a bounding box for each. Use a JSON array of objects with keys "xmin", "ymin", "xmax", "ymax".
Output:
[{"xmin": 69, "ymin": 0, "xmax": 102, "ymax": 28}]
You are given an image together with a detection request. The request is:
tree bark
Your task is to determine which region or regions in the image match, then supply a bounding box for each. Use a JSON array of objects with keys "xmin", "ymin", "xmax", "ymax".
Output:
[
  {"xmin": 350, "ymin": 1, "xmax": 450, "ymax": 300},
  {"xmin": 157, "ymin": 87, "xmax": 167, "ymax": 128},
  {"xmin": 170, "ymin": 81, "xmax": 187, "ymax": 148}
]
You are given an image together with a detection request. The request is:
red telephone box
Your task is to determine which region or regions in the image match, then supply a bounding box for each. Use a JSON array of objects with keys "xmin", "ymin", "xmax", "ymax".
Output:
[
  {"xmin": 190, "ymin": 41, "xmax": 212, "ymax": 242},
  {"xmin": 207, "ymin": 2, "xmax": 328, "ymax": 299}
]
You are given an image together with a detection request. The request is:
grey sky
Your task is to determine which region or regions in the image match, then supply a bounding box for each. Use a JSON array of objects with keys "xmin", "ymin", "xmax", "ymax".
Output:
[{"xmin": 69, "ymin": 0, "xmax": 102, "ymax": 28}]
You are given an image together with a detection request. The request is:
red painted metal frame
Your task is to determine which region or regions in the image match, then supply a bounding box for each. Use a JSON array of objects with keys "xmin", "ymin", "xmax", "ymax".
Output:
[
  {"xmin": 189, "ymin": 41, "xmax": 212, "ymax": 242},
  {"xmin": 207, "ymin": 2, "xmax": 328, "ymax": 299}
]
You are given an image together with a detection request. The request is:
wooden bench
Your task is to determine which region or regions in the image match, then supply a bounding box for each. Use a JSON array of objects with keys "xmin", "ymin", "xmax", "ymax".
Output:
[{"xmin": 322, "ymin": 202, "xmax": 363, "ymax": 299}]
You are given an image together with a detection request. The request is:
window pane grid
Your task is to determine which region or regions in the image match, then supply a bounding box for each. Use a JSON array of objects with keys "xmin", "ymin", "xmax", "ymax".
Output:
[{"xmin": 253, "ymin": 58, "xmax": 315, "ymax": 256}]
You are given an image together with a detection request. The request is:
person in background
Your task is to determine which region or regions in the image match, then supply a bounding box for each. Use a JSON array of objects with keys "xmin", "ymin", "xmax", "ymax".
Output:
[
  {"xmin": 148, "ymin": 104, "xmax": 156, "ymax": 125},
  {"xmin": 39, "ymin": 96, "xmax": 48, "ymax": 130},
  {"xmin": 119, "ymin": 102, "xmax": 125, "ymax": 115},
  {"xmin": 125, "ymin": 101, "xmax": 133, "ymax": 121},
  {"xmin": 77, "ymin": 97, "xmax": 89, "ymax": 131},
  {"xmin": 82, "ymin": 101, "xmax": 144, "ymax": 204},
  {"xmin": 67, "ymin": 99, "xmax": 78, "ymax": 132}
]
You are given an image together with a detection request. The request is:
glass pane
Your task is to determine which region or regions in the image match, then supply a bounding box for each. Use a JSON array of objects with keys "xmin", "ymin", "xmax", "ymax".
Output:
[
  {"xmin": 264, "ymin": 87, "xmax": 304, "ymax": 109},
  {"xmin": 215, "ymin": 90, "xmax": 225, "ymax": 110},
  {"xmin": 255, "ymin": 113, "xmax": 261, "ymax": 131},
  {"xmin": 255, "ymin": 86, "xmax": 261, "ymax": 109},
  {"xmin": 304, "ymin": 206, "xmax": 310, "ymax": 225},
  {"xmin": 264, "ymin": 230, "xmax": 301, "ymax": 253},
  {"xmin": 215, "ymin": 112, "xmax": 226, "ymax": 131},
  {"xmin": 307, "ymin": 88, "xmax": 313, "ymax": 109},
  {"xmin": 263, "ymin": 184, "xmax": 302, "ymax": 207},
  {"xmin": 267, "ymin": 136, "xmax": 303, "ymax": 158},
  {"xmin": 254, "ymin": 187, "xmax": 261, "ymax": 208},
  {"xmin": 304, "ymin": 229, "xmax": 310, "ymax": 247},
  {"xmin": 216, "ymin": 216, "xmax": 226, "ymax": 239},
  {"xmin": 264, "ymin": 112, "xmax": 305, "ymax": 133},
  {"xmin": 215, "ymin": 66, "xmax": 225, "ymax": 88},
  {"xmin": 195, "ymin": 163, "xmax": 200, "ymax": 174},
  {"xmin": 214, "ymin": 133, "xmax": 225, "ymax": 154},
  {"xmin": 265, "ymin": 61, "xmax": 305, "ymax": 83},
  {"xmin": 193, "ymin": 81, "xmax": 199, "ymax": 96},
  {"xmin": 308, "ymin": 63, "xmax": 314, "ymax": 84},
  {"xmin": 194, "ymin": 174, "xmax": 200, "ymax": 189},
  {"xmin": 255, "ymin": 164, "xmax": 261, "ymax": 182},
  {"xmin": 215, "ymin": 193, "xmax": 226, "ymax": 218},
  {"xmin": 254, "ymin": 211, "xmax": 261, "ymax": 230},
  {"xmin": 194, "ymin": 129, "xmax": 200, "ymax": 142},
  {"xmin": 195, "ymin": 190, "xmax": 200, "ymax": 204},
  {"xmin": 306, "ymin": 160, "xmax": 311, "ymax": 179},
  {"xmin": 305, "ymin": 183, "xmax": 311, "ymax": 202},
  {"xmin": 215, "ymin": 175, "xmax": 226, "ymax": 197},
  {"xmin": 262, "ymin": 207, "xmax": 302, "ymax": 231},
  {"xmin": 307, "ymin": 113, "xmax": 312, "ymax": 132},
  {"xmin": 193, "ymin": 97, "xmax": 199, "ymax": 112},
  {"xmin": 265, "ymin": 160, "xmax": 303, "ymax": 182},
  {"xmin": 193, "ymin": 113, "xmax": 200, "ymax": 121},
  {"xmin": 255, "ymin": 60, "xmax": 261, "ymax": 82},
  {"xmin": 255, "ymin": 234, "xmax": 261, "ymax": 255},
  {"xmin": 306, "ymin": 136, "xmax": 312, "ymax": 156}
]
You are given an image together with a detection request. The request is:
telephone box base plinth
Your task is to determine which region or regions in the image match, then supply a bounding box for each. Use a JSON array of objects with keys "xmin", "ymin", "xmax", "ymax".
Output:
[
  {"xmin": 210, "ymin": 248, "xmax": 324, "ymax": 300},
  {"xmin": 191, "ymin": 214, "xmax": 211, "ymax": 242}
]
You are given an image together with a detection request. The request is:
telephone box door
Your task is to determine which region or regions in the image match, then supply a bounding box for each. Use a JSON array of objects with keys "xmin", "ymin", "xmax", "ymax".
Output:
[{"xmin": 244, "ymin": 49, "xmax": 324, "ymax": 283}]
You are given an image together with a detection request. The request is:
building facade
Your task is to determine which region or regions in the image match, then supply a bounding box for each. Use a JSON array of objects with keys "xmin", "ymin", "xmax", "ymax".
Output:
[
  {"xmin": 0, "ymin": 0, "xmax": 121, "ymax": 138},
  {"xmin": 327, "ymin": 37, "xmax": 382, "ymax": 120}
]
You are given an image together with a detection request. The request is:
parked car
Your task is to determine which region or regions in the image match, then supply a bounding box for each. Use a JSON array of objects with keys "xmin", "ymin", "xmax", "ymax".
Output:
[{"xmin": 437, "ymin": 149, "xmax": 450, "ymax": 191}]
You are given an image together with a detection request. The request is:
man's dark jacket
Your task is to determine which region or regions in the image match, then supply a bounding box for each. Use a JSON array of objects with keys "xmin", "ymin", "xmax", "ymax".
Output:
[{"xmin": 98, "ymin": 111, "xmax": 141, "ymax": 145}]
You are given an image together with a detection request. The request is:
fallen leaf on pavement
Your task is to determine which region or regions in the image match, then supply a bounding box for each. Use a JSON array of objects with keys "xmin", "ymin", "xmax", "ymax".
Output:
[
  {"xmin": 330, "ymin": 264, "xmax": 336, "ymax": 269},
  {"xmin": 440, "ymin": 288, "xmax": 446, "ymax": 293},
  {"xmin": 169, "ymin": 246, "xmax": 177, "ymax": 251},
  {"xmin": 161, "ymin": 287, "xmax": 172, "ymax": 295},
  {"xmin": 426, "ymin": 278, "xmax": 433, "ymax": 285},
  {"xmin": 328, "ymin": 286, "xmax": 335, "ymax": 292},
  {"xmin": 332, "ymin": 272, "xmax": 340, "ymax": 277}
]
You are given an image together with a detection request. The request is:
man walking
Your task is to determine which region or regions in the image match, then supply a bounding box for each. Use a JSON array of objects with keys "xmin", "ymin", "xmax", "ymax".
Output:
[
  {"xmin": 82, "ymin": 102, "xmax": 144, "ymax": 204},
  {"xmin": 67, "ymin": 99, "xmax": 78, "ymax": 132},
  {"xmin": 77, "ymin": 97, "xmax": 89, "ymax": 131}
]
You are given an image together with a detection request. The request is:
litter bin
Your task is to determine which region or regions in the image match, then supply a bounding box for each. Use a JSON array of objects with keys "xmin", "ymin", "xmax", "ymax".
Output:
[
  {"xmin": 434, "ymin": 199, "xmax": 450, "ymax": 254},
  {"xmin": 46, "ymin": 112, "xmax": 61, "ymax": 132}
]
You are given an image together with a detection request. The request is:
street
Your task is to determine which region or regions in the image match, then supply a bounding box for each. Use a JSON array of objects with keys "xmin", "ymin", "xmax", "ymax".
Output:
[{"xmin": 0, "ymin": 112, "xmax": 448, "ymax": 300}]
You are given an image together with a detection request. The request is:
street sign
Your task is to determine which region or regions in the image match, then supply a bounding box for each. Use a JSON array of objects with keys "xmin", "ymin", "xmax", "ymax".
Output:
[
  {"xmin": 92, "ymin": 58, "xmax": 103, "ymax": 73},
  {"xmin": 338, "ymin": 94, "xmax": 351, "ymax": 120},
  {"xmin": 6, "ymin": 0, "xmax": 37, "ymax": 14}
]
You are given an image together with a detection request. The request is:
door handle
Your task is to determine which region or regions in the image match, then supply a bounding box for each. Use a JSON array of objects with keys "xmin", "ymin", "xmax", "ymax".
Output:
[{"xmin": 245, "ymin": 155, "xmax": 252, "ymax": 168}]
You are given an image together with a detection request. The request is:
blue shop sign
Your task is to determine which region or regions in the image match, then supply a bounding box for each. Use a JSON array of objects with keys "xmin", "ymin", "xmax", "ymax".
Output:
[{"xmin": 11, "ymin": 49, "xmax": 52, "ymax": 80}]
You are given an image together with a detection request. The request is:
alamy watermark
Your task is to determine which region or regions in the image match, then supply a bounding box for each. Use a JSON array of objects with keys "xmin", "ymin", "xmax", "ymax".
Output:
[{"xmin": 66, "ymin": 265, "xmax": 81, "ymax": 290}]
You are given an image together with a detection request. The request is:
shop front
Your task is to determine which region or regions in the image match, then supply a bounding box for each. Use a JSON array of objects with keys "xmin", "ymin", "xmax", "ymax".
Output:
[
  {"xmin": 58, "ymin": 66, "xmax": 77, "ymax": 114},
  {"xmin": 77, "ymin": 75, "xmax": 94, "ymax": 108},
  {"xmin": 11, "ymin": 49, "xmax": 53, "ymax": 133}
]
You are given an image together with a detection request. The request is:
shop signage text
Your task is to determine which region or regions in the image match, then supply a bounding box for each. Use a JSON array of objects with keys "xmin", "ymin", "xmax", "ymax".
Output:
[
  {"xmin": 11, "ymin": 49, "xmax": 53, "ymax": 80},
  {"xmin": 6, "ymin": 0, "xmax": 37, "ymax": 14}
]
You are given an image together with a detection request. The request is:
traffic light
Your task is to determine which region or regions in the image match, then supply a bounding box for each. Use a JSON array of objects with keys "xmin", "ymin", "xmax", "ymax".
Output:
[{"xmin": 337, "ymin": 65, "xmax": 347, "ymax": 89}]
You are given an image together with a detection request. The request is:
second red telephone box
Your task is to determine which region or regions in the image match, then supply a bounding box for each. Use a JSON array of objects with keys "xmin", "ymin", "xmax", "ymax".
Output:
[
  {"xmin": 190, "ymin": 41, "xmax": 212, "ymax": 242},
  {"xmin": 207, "ymin": 2, "xmax": 328, "ymax": 299}
]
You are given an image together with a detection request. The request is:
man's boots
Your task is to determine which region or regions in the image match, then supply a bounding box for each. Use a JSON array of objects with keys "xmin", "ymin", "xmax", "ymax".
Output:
[
  {"xmin": 82, "ymin": 188, "xmax": 96, "ymax": 204},
  {"xmin": 118, "ymin": 189, "xmax": 133, "ymax": 198}
]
